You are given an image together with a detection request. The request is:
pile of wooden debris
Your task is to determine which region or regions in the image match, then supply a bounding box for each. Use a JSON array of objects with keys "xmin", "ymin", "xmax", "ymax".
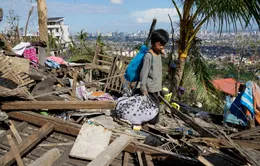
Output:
[{"xmin": 0, "ymin": 45, "xmax": 260, "ymax": 166}]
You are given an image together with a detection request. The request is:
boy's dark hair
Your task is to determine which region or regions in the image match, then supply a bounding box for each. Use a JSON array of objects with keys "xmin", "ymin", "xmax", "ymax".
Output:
[{"xmin": 151, "ymin": 29, "xmax": 169, "ymax": 45}]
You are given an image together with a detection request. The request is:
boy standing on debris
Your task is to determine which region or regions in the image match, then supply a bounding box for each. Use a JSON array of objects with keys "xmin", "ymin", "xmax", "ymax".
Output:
[{"xmin": 140, "ymin": 29, "xmax": 169, "ymax": 124}]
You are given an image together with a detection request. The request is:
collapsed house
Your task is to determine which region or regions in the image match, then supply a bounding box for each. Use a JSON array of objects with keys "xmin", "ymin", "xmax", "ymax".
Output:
[{"xmin": 0, "ymin": 40, "xmax": 260, "ymax": 166}]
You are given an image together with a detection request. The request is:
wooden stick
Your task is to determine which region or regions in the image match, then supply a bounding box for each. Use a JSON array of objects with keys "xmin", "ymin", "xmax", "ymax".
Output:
[
  {"xmin": 88, "ymin": 135, "xmax": 132, "ymax": 166},
  {"xmin": 39, "ymin": 142, "xmax": 74, "ymax": 147},
  {"xmin": 144, "ymin": 18, "xmax": 157, "ymax": 46},
  {"xmin": 29, "ymin": 148, "xmax": 60, "ymax": 166},
  {"xmin": 1, "ymin": 100, "xmax": 116, "ymax": 110},
  {"xmin": 8, "ymin": 120, "xmax": 23, "ymax": 144},
  {"xmin": 0, "ymin": 122, "xmax": 28, "ymax": 143},
  {"xmin": 123, "ymin": 152, "xmax": 130, "ymax": 166},
  {"xmin": 0, "ymin": 123, "xmax": 54, "ymax": 166},
  {"xmin": 137, "ymin": 151, "xmax": 144, "ymax": 166},
  {"xmin": 71, "ymin": 70, "xmax": 78, "ymax": 98},
  {"xmin": 6, "ymin": 135, "xmax": 24, "ymax": 166},
  {"xmin": 197, "ymin": 156, "xmax": 214, "ymax": 166}
]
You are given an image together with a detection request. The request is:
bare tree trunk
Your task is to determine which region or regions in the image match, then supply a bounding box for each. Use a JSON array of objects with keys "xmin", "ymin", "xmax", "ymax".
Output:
[
  {"xmin": 24, "ymin": 6, "xmax": 34, "ymax": 38},
  {"xmin": 37, "ymin": 0, "xmax": 49, "ymax": 64},
  {"xmin": 15, "ymin": 24, "xmax": 20, "ymax": 43}
]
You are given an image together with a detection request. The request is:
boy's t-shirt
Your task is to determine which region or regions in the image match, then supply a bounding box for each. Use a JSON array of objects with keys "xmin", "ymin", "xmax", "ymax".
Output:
[{"xmin": 140, "ymin": 52, "xmax": 162, "ymax": 93}]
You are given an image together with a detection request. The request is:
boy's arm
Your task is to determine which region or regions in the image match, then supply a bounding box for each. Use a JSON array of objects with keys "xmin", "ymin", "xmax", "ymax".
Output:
[{"xmin": 140, "ymin": 53, "xmax": 151, "ymax": 94}]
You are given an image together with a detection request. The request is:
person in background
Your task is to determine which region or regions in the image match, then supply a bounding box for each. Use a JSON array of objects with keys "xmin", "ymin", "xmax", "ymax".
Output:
[{"xmin": 140, "ymin": 29, "xmax": 169, "ymax": 124}]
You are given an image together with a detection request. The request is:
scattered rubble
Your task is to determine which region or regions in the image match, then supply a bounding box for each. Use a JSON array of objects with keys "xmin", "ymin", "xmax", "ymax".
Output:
[{"xmin": 0, "ymin": 40, "xmax": 259, "ymax": 166}]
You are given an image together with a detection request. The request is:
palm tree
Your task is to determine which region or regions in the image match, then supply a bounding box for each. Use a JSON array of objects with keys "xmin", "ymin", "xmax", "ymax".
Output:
[
  {"xmin": 76, "ymin": 29, "xmax": 88, "ymax": 54},
  {"xmin": 171, "ymin": 0, "xmax": 260, "ymax": 96},
  {"xmin": 76, "ymin": 29, "xmax": 88, "ymax": 46},
  {"xmin": 48, "ymin": 33, "xmax": 59, "ymax": 49}
]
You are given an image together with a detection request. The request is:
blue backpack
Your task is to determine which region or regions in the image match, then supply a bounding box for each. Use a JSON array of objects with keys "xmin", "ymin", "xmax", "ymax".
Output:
[{"xmin": 124, "ymin": 45, "xmax": 149, "ymax": 82}]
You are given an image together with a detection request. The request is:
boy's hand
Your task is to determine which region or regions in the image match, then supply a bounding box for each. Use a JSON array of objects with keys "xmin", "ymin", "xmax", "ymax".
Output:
[
  {"xmin": 143, "ymin": 92, "xmax": 148, "ymax": 95},
  {"xmin": 161, "ymin": 49, "xmax": 166, "ymax": 55}
]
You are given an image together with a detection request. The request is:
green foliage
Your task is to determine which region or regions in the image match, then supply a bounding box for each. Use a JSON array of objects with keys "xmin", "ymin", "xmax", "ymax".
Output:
[
  {"xmin": 68, "ymin": 30, "xmax": 95, "ymax": 62},
  {"xmin": 76, "ymin": 29, "xmax": 88, "ymax": 43},
  {"xmin": 48, "ymin": 33, "xmax": 59, "ymax": 49},
  {"xmin": 96, "ymin": 34, "xmax": 105, "ymax": 47},
  {"xmin": 180, "ymin": 64, "xmax": 223, "ymax": 114}
]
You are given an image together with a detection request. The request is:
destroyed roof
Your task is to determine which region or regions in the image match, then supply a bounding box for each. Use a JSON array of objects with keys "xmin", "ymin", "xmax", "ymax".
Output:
[
  {"xmin": 47, "ymin": 17, "xmax": 64, "ymax": 22},
  {"xmin": 212, "ymin": 78, "xmax": 240, "ymax": 96}
]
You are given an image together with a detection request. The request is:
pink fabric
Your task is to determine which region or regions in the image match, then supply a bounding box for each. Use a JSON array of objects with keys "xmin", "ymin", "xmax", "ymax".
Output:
[
  {"xmin": 46, "ymin": 56, "xmax": 67, "ymax": 65},
  {"xmin": 23, "ymin": 47, "xmax": 39, "ymax": 64}
]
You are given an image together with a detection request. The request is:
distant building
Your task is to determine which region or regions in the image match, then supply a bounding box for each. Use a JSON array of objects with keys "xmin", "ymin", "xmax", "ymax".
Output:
[{"xmin": 47, "ymin": 17, "xmax": 70, "ymax": 44}]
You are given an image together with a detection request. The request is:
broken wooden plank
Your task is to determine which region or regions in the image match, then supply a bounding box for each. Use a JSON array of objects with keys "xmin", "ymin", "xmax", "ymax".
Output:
[
  {"xmin": 123, "ymin": 152, "xmax": 130, "ymax": 166},
  {"xmin": 6, "ymin": 135, "xmax": 24, "ymax": 166},
  {"xmin": 39, "ymin": 142, "xmax": 74, "ymax": 147},
  {"xmin": 0, "ymin": 123, "xmax": 54, "ymax": 166},
  {"xmin": 88, "ymin": 134, "xmax": 132, "ymax": 166},
  {"xmin": 70, "ymin": 123, "xmax": 112, "ymax": 160},
  {"xmin": 141, "ymin": 153, "xmax": 154, "ymax": 166},
  {"xmin": 159, "ymin": 95, "xmax": 217, "ymax": 138},
  {"xmin": 71, "ymin": 70, "xmax": 78, "ymax": 98},
  {"xmin": 1, "ymin": 100, "xmax": 116, "ymax": 110},
  {"xmin": 8, "ymin": 120, "xmax": 23, "ymax": 144},
  {"xmin": 29, "ymin": 148, "xmax": 61, "ymax": 166}
]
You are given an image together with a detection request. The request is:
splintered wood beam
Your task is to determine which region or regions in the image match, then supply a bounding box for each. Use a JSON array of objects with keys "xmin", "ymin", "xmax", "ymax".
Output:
[
  {"xmin": 1, "ymin": 101, "xmax": 116, "ymax": 110},
  {"xmin": 88, "ymin": 135, "xmax": 132, "ymax": 166},
  {"xmin": 0, "ymin": 123, "xmax": 54, "ymax": 166}
]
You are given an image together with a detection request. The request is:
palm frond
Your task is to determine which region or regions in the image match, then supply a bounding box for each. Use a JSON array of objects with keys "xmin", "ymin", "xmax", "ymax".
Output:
[
  {"xmin": 194, "ymin": 0, "xmax": 260, "ymax": 31},
  {"xmin": 189, "ymin": 37, "xmax": 222, "ymax": 108}
]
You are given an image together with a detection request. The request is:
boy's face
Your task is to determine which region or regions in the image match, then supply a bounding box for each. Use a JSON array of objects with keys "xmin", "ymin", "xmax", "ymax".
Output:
[{"xmin": 153, "ymin": 41, "xmax": 166, "ymax": 54}]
